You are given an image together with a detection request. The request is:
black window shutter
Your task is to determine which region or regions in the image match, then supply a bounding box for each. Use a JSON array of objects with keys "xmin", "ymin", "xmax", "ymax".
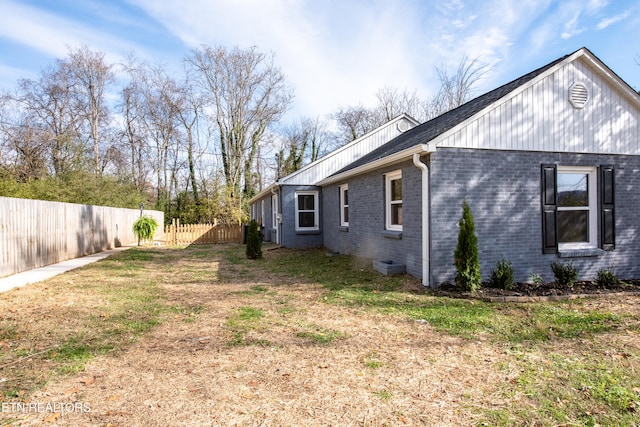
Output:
[
  {"xmin": 600, "ymin": 165, "xmax": 615, "ymax": 250},
  {"xmin": 541, "ymin": 164, "xmax": 557, "ymax": 254}
]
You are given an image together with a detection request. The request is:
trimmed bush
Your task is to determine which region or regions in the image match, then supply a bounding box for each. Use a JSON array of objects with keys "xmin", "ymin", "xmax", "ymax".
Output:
[
  {"xmin": 245, "ymin": 220, "xmax": 263, "ymax": 259},
  {"xmin": 490, "ymin": 258, "xmax": 514, "ymax": 290},
  {"xmin": 596, "ymin": 267, "xmax": 620, "ymax": 287},
  {"xmin": 550, "ymin": 260, "xmax": 578, "ymax": 288},
  {"xmin": 454, "ymin": 200, "xmax": 481, "ymax": 292},
  {"xmin": 132, "ymin": 216, "xmax": 158, "ymax": 245}
]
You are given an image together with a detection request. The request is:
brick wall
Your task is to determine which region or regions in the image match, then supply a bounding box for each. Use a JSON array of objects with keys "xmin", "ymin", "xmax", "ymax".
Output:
[
  {"xmin": 280, "ymin": 185, "xmax": 324, "ymax": 249},
  {"xmin": 322, "ymin": 159, "xmax": 424, "ymax": 278},
  {"xmin": 430, "ymin": 147, "xmax": 640, "ymax": 284}
]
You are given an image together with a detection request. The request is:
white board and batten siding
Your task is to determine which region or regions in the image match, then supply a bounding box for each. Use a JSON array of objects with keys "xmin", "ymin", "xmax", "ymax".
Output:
[
  {"xmin": 437, "ymin": 53, "xmax": 640, "ymax": 155},
  {"xmin": 0, "ymin": 197, "xmax": 164, "ymax": 278},
  {"xmin": 281, "ymin": 115, "xmax": 418, "ymax": 185}
]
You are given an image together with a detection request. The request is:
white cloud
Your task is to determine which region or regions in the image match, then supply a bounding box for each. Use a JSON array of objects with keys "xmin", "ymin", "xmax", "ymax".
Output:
[
  {"xmin": 129, "ymin": 0, "xmax": 435, "ymax": 118},
  {"xmin": 561, "ymin": 12, "xmax": 586, "ymax": 39},
  {"xmin": 5, "ymin": 0, "xmax": 631, "ymax": 122},
  {"xmin": 0, "ymin": 0, "xmax": 566, "ymax": 119},
  {"xmin": 587, "ymin": 0, "xmax": 609, "ymax": 13},
  {"xmin": 0, "ymin": 1, "xmax": 74, "ymax": 58},
  {"xmin": 0, "ymin": 0, "xmax": 153, "ymax": 68},
  {"xmin": 436, "ymin": 0, "xmax": 464, "ymax": 13},
  {"xmin": 596, "ymin": 10, "xmax": 631, "ymax": 30},
  {"xmin": 0, "ymin": 64, "xmax": 35, "ymax": 90},
  {"xmin": 451, "ymin": 15, "xmax": 478, "ymax": 29},
  {"xmin": 420, "ymin": 0, "xmax": 547, "ymax": 88}
]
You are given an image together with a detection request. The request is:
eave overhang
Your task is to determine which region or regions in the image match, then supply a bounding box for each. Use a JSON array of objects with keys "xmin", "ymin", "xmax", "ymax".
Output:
[{"xmin": 317, "ymin": 143, "xmax": 434, "ymax": 186}]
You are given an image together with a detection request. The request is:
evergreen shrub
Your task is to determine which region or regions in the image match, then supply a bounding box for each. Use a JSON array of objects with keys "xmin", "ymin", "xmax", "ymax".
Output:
[
  {"xmin": 454, "ymin": 200, "xmax": 481, "ymax": 292},
  {"xmin": 490, "ymin": 258, "xmax": 514, "ymax": 290},
  {"xmin": 246, "ymin": 220, "xmax": 263, "ymax": 259},
  {"xmin": 550, "ymin": 260, "xmax": 578, "ymax": 288},
  {"xmin": 596, "ymin": 267, "xmax": 620, "ymax": 287}
]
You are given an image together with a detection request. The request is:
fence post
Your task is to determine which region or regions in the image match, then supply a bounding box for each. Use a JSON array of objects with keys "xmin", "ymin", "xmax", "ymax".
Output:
[{"xmin": 172, "ymin": 218, "xmax": 177, "ymax": 245}]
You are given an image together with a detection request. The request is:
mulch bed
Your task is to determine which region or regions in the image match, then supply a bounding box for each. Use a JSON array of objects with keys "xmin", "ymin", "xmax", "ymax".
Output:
[{"xmin": 434, "ymin": 280, "xmax": 640, "ymax": 301}]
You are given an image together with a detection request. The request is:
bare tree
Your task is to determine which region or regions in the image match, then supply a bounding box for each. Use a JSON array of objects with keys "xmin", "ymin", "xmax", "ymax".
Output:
[
  {"xmin": 330, "ymin": 105, "xmax": 380, "ymax": 146},
  {"xmin": 186, "ymin": 45, "xmax": 293, "ymax": 199},
  {"xmin": 0, "ymin": 96, "xmax": 48, "ymax": 181},
  {"xmin": 15, "ymin": 61, "xmax": 84, "ymax": 176},
  {"xmin": 375, "ymin": 86, "xmax": 423, "ymax": 122},
  {"xmin": 429, "ymin": 56, "xmax": 487, "ymax": 117},
  {"xmin": 142, "ymin": 66, "xmax": 184, "ymax": 212},
  {"xmin": 67, "ymin": 46, "xmax": 114, "ymax": 175},
  {"xmin": 175, "ymin": 70, "xmax": 203, "ymax": 209},
  {"xmin": 120, "ymin": 80, "xmax": 149, "ymax": 192},
  {"xmin": 331, "ymin": 56, "xmax": 487, "ymax": 144},
  {"xmin": 276, "ymin": 117, "xmax": 330, "ymax": 176},
  {"xmin": 4, "ymin": 48, "xmax": 118, "ymax": 179},
  {"xmin": 119, "ymin": 60, "xmax": 186, "ymax": 212}
]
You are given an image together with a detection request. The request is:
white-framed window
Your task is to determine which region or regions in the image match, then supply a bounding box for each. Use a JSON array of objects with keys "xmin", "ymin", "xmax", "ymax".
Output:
[
  {"xmin": 295, "ymin": 191, "xmax": 319, "ymax": 231},
  {"xmin": 385, "ymin": 170, "xmax": 402, "ymax": 231},
  {"xmin": 557, "ymin": 166, "xmax": 597, "ymax": 249},
  {"xmin": 339, "ymin": 184, "xmax": 349, "ymax": 227},
  {"xmin": 271, "ymin": 194, "xmax": 278, "ymax": 229},
  {"xmin": 260, "ymin": 200, "xmax": 265, "ymax": 226}
]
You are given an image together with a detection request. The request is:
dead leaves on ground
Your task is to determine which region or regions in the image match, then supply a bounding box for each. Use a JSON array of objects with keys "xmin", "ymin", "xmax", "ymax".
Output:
[{"xmin": 44, "ymin": 412, "xmax": 60, "ymax": 422}]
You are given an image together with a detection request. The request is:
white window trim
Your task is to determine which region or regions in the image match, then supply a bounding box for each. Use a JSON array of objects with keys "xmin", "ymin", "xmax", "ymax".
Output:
[
  {"xmin": 295, "ymin": 191, "xmax": 319, "ymax": 231},
  {"xmin": 271, "ymin": 194, "xmax": 278, "ymax": 229},
  {"xmin": 339, "ymin": 184, "xmax": 349, "ymax": 227},
  {"xmin": 385, "ymin": 170, "xmax": 403, "ymax": 231},
  {"xmin": 260, "ymin": 200, "xmax": 265, "ymax": 226},
  {"xmin": 557, "ymin": 166, "xmax": 597, "ymax": 250}
]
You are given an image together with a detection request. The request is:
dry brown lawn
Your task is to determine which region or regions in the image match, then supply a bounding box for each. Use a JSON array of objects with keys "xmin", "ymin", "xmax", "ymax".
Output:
[{"xmin": 1, "ymin": 244, "xmax": 639, "ymax": 426}]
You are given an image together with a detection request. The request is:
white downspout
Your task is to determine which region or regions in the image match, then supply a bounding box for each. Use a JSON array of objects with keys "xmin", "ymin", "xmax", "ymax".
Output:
[
  {"xmin": 412, "ymin": 153, "xmax": 430, "ymax": 287},
  {"xmin": 271, "ymin": 186, "xmax": 280, "ymax": 245}
]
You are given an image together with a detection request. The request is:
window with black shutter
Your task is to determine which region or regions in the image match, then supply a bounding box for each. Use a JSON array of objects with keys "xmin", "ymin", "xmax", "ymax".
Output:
[{"xmin": 541, "ymin": 164, "xmax": 614, "ymax": 254}]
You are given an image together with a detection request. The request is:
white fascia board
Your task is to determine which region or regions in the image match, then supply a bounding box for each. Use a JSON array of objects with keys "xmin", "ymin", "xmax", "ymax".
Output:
[
  {"xmin": 317, "ymin": 144, "xmax": 434, "ymax": 186},
  {"xmin": 580, "ymin": 49, "xmax": 640, "ymax": 107}
]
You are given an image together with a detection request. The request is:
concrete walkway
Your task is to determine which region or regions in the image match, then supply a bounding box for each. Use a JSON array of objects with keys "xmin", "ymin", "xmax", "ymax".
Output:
[{"xmin": 0, "ymin": 246, "xmax": 131, "ymax": 293}]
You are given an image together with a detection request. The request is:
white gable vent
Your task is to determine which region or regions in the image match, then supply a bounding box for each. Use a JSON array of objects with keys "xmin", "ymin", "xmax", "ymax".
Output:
[
  {"xmin": 396, "ymin": 118, "xmax": 411, "ymax": 132},
  {"xmin": 569, "ymin": 82, "xmax": 589, "ymax": 109}
]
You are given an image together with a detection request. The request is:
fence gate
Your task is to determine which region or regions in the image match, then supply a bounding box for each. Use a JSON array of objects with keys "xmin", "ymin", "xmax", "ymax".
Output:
[{"xmin": 165, "ymin": 219, "xmax": 242, "ymax": 245}]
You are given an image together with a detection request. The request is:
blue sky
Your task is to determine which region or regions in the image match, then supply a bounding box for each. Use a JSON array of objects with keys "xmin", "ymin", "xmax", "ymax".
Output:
[{"xmin": 0, "ymin": 0, "xmax": 638, "ymax": 121}]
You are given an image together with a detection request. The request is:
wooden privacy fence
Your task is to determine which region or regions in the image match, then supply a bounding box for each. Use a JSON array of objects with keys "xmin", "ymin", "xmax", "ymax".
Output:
[
  {"xmin": 0, "ymin": 196, "xmax": 164, "ymax": 278},
  {"xmin": 165, "ymin": 219, "xmax": 243, "ymax": 245}
]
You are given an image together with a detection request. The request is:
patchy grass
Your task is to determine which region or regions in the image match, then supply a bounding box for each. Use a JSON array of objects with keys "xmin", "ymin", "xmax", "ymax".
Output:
[
  {"xmin": 0, "ymin": 248, "xmax": 175, "ymax": 400},
  {"xmin": 225, "ymin": 306, "xmax": 269, "ymax": 346},
  {"xmin": 1, "ymin": 245, "xmax": 639, "ymax": 427},
  {"xmin": 261, "ymin": 247, "xmax": 640, "ymax": 425},
  {"xmin": 167, "ymin": 303, "xmax": 206, "ymax": 323},
  {"xmin": 295, "ymin": 324, "xmax": 345, "ymax": 345},
  {"xmin": 361, "ymin": 351, "xmax": 386, "ymax": 369},
  {"xmin": 374, "ymin": 389, "xmax": 393, "ymax": 401}
]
